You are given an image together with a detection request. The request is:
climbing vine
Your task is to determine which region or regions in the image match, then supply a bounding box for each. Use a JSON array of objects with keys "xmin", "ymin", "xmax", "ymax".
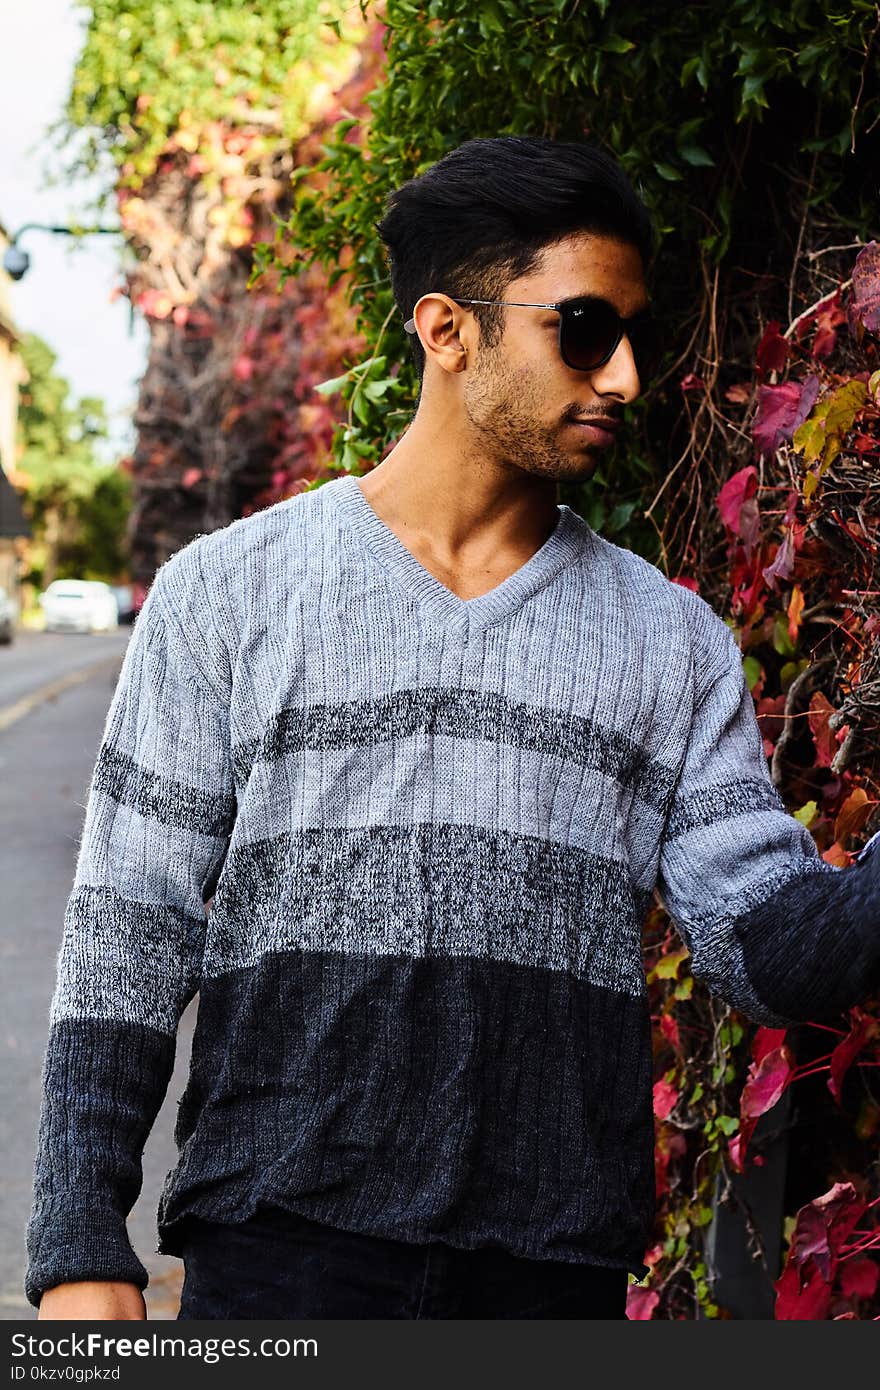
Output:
[
  {"xmin": 635, "ymin": 242, "xmax": 880, "ymax": 1319},
  {"xmin": 272, "ymin": 1, "xmax": 880, "ymax": 1318}
]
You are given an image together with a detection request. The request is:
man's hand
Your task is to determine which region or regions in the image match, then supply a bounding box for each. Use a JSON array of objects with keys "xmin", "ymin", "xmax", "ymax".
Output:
[{"xmin": 38, "ymin": 1281, "xmax": 147, "ymax": 1320}]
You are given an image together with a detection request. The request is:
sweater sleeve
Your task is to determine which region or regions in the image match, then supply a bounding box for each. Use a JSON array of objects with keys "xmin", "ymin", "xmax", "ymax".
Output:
[
  {"xmin": 655, "ymin": 608, "xmax": 880, "ymax": 1027},
  {"xmin": 24, "ymin": 552, "xmax": 236, "ymax": 1309}
]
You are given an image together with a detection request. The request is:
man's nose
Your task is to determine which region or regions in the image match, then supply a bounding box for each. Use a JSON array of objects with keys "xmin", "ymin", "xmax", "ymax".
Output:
[{"xmin": 588, "ymin": 334, "xmax": 642, "ymax": 403}]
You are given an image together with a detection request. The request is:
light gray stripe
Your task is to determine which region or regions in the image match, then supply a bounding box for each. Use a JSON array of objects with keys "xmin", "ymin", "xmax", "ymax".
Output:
[
  {"xmin": 206, "ymin": 822, "xmax": 651, "ymax": 995},
  {"xmin": 234, "ymin": 740, "xmax": 664, "ymax": 889},
  {"xmin": 74, "ymin": 788, "xmax": 228, "ymax": 921}
]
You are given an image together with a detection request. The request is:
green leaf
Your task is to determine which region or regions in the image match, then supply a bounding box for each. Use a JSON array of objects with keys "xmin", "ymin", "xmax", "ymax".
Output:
[
  {"xmin": 742, "ymin": 655, "xmax": 763, "ymax": 692},
  {"xmin": 350, "ymin": 391, "xmax": 369, "ymax": 425},
  {"xmin": 680, "ymin": 56, "xmax": 701, "ymax": 86},
  {"xmin": 596, "ymin": 36, "xmax": 635, "ymax": 54},
  {"xmin": 679, "ymin": 145, "xmax": 715, "ymax": 167},
  {"xmin": 793, "ymin": 380, "xmax": 868, "ymax": 467},
  {"xmin": 741, "ymin": 74, "xmax": 770, "ymax": 110},
  {"xmin": 606, "ymin": 500, "xmax": 636, "ymax": 533},
  {"xmin": 654, "ymin": 946, "xmax": 689, "ymax": 980},
  {"xmin": 772, "ymin": 611, "xmax": 795, "ymax": 657},
  {"xmin": 314, "ymin": 372, "xmax": 351, "ymax": 397},
  {"xmin": 653, "ymin": 161, "xmax": 683, "ymax": 182},
  {"xmin": 362, "ymin": 377, "xmax": 398, "ymax": 401}
]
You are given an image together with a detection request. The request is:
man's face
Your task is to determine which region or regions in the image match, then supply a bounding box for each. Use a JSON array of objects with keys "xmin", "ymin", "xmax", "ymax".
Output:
[{"xmin": 460, "ymin": 232, "xmax": 649, "ymax": 483}]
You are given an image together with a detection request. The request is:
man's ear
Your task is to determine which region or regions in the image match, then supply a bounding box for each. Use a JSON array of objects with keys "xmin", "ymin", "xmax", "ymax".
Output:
[{"xmin": 410, "ymin": 293, "xmax": 470, "ymax": 375}]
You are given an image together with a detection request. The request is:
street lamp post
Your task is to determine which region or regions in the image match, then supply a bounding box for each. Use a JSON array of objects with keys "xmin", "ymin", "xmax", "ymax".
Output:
[{"xmin": 2, "ymin": 222, "xmax": 121, "ymax": 281}]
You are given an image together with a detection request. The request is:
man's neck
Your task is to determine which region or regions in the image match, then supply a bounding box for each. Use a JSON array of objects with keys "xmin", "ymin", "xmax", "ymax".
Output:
[{"xmin": 355, "ymin": 413, "xmax": 561, "ymax": 600}]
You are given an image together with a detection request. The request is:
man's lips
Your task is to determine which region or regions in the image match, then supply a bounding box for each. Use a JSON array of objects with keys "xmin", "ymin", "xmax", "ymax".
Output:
[{"xmin": 569, "ymin": 417, "xmax": 621, "ymax": 445}]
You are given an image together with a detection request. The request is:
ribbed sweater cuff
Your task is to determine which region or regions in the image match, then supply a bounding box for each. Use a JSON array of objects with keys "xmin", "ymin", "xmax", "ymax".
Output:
[
  {"xmin": 25, "ymin": 1194, "xmax": 148, "ymax": 1309},
  {"xmin": 734, "ymin": 847, "xmax": 880, "ymax": 1023}
]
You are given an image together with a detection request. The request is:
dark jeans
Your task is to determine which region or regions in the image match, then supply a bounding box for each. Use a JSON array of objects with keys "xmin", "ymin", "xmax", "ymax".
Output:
[{"xmin": 176, "ymin": 1206, "xmax": 628, "ymax": 1319}]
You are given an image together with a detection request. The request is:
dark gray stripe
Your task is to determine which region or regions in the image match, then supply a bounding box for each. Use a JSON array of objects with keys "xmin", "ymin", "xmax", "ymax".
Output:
[
  {"xmin": 665, "ymin": 778, "xmax": 785, "ymax": 841},
  {"xmin": 26, "ymin": 1016, "xmax": 174, "ymax": 1307},
  {"xmin": 232, "ymin": 687, "xmax": 678, "ymax": 812},
  {"xmin": 94, "ymin": 743, "xmax": 237, "ymax": 838},
  {"xmin": 207, "ymin": 821, "xmax": 652, "ymax": 993},
  {"xmin": 158, "ymin": 950, "xmax": 654, "ymax": 1277},
  {"xmin": 735, "ymin": 855, "xmax": 880, "ymax": 1023}
]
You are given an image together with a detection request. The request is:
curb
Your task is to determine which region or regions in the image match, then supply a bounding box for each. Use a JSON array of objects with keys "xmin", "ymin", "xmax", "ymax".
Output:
[{"xmin": 0, "ymin": 655, "xmax": 123, "ymax": 734}]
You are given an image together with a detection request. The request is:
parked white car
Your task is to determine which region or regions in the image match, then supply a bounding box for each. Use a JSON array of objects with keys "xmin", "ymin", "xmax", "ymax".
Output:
[
  {"xmin": 0, "ymin": 584, "xmax": 14, "ymax": 644},
  {"xmin": 40, "ymin": 579, "xmax": 119, "ymax": 633}
]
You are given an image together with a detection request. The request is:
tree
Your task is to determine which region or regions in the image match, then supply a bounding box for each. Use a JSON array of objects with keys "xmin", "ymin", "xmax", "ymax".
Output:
[
  {"xmin": 15, "ymin": 333, "xmax": 131, "ymax": 590},
  {"xmin": 58, "ymin": 1, "xmax": 377, "ymax": 582}
]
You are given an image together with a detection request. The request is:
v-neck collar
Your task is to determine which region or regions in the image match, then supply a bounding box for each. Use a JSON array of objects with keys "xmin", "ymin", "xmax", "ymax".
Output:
[{"xmin": 322, "ymin": 472, "xmax": 592, "ymax": 639}]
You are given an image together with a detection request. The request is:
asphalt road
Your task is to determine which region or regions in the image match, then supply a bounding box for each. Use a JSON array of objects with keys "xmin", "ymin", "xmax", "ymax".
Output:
[{"xmin": 0, "ymin": 627, "xmax": 193, "ymax": 1319}]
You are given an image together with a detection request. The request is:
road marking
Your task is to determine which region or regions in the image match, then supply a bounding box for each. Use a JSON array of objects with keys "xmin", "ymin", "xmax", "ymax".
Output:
[{"xmin": 0, "ymin": 655, "xmax": 123, "ymax": 733}]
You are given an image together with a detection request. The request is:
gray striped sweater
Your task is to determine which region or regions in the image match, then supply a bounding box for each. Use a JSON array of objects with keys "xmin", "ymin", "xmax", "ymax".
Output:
[{"xmin": 25, "ymin": 472, "xmax": 880, "ymax": 1306}]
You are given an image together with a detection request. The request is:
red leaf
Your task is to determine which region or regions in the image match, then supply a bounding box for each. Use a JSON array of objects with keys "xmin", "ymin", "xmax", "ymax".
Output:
[
  {"xmin": 828, "ymin": 1010, "xmax": 879, "ymax": 1105},
  {"xmin": 136, "ymin": 287, "xmax": 174, "ymax": 320},
  {"xmin": 808, "ymin": 692, "xmax": 838, "ymax": 768},
  {"xmin": 761, "ymin": 530, "xmax": 795, "ymax": 592},
  {"xmin": 181, "ymin": 467, "xmax": 202, "ymax": 489},
  {"xmin": 680, "ymin": 372, "xmax": 704, "ymax": 392},
  {"xmin": 717, "ymin": 466, "xmax": 760, "ymax": 554},
  {"xmin": 850, "ymin": 432, "xmax": 880, "ymax": 454},
  {"xmin": 755, "ymin": 320, "xmax": 789, "ymax": 379},
  {"xmin": 772, "ymin": 1184, "xmax": 867, "ymax": 1323},
  {"xmin": 741, "ymin": 1045, "xmax": 794, "ymax": 1119},
  {"xmin": 789, "ymin": 1183, "xmax": 866, "ymax": 1282},
  {"xmin": 847, "ymin": 241, "xmax": 880, "ymax": 336},
  {"xmin": 654, "ymin": 1127, "xmax": 686, "ymax": 1197},
  {"xmin": 725, "ymin": 382, "xmax": 752, "ymax": 403},
  {"xmin": 659, "ymin": 1013, "xmax": 681, "ymax": 1051},
  {"xmin": 670, "ymin": 575, "xmax": 699, "ymax": 592},
  {"xmin": 731, "ymin": 553, "xmax": 768, "ymax": 623},
  {"xmin": 752, "ymin": 376, "xmax": 821, "ymax": 458},
  {"xmin": 810, "ymin": 291, "xmax": 846, "ymax": 360},
  {"xmin": 653, "ymin": 1078, "xmax": 679, "ymax": 1120},
  {"xmin": 734, "ymin": 1043, "xmax": 794, "ymax": 1170},
  {"xmin": 839, "ymin": 1258, "xmax": 880, "ymax": 1301},
  {"xmin": 626, "ymin": 1285, "xmax": 660, "ymax": 1320},
  {"xmin": 775, "ymin": 1257, "xmax": 834, "ymax": 1320},
  {"xmin": 752, "ymin": 1027, "xmax": 788, "ymax": 1066}
]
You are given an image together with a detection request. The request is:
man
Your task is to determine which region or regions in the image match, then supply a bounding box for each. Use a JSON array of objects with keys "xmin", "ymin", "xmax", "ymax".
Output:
[{"xmin": 27, "ymin": 136, "xmax": 880, "ymax": 1321}]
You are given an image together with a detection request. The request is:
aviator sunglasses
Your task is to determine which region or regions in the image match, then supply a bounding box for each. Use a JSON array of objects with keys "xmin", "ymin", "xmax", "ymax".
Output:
[{"xmin": 404, "ymin": 294, "xmax": 662, "ymax": 383}]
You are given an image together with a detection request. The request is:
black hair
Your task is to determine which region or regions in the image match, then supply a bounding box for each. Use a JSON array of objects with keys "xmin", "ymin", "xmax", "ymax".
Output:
[{"xmin": 376, "ymin": 135, "xmax": 656, "ymax": 381}]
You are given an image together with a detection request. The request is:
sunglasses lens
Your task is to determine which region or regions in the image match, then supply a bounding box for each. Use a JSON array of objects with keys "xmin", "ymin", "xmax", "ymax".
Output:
[
  {"xmin": 560, "ymin": 300, "xmax": 663, "ymax": 384},
  {"xmin": 560, "ymin": 300, "xmax": 621, "ymax": 371},
  {"xmin": 628, "ymin": 314, "xmax": 663, "ymax": 384}
]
